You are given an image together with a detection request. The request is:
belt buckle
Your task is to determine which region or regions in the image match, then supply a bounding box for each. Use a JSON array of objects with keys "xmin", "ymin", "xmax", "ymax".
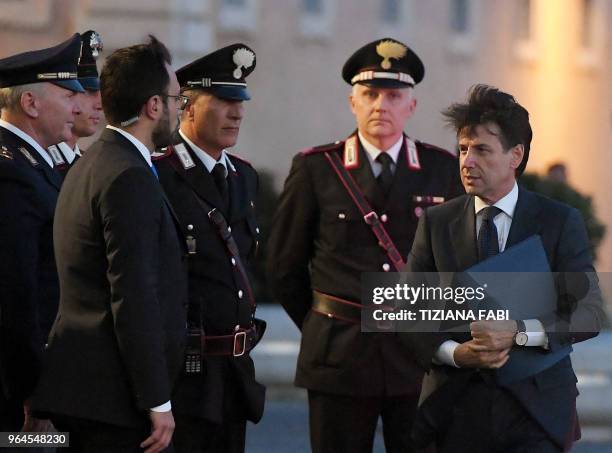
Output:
[
  {"xmin": 233, "ymin": 326, "xmax": 247, "ymax": 357},
  {"xmin": 363, "ymin": 211, "xmax": 379, "ymax": 225}
]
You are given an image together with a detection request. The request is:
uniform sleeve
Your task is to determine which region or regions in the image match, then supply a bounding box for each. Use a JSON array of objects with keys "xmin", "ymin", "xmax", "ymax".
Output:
[
  {"xmin": 266, "ymin": 153, "xmax": 318, "ymax": 329},
  {"xmin": 0, "ymin": 164, "xmax": 46, "ymax": 401},
  {"xmin": 99, "ymin": 167, "xmax": 171, "ymax": 410}
]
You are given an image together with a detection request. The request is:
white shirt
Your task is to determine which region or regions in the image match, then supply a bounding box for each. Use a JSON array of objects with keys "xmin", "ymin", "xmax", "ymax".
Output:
[
  {"xmin": 179, "ymin": 129, "xmax": 236, "ymax": 177},
  {"xmin": 106, "ymin": 125, "xmax": 153, "ymax": 167},
  {"xmin": 435, "ymin": 181, "xmax": 547, "ymax": 368},
  {"xmin": 104, "ymin": 125, "xmax": 170, "ymax": 413},
  {"xmin": 0, "ymin": 119, "xmax": 54, "ymax": 168},
  {"xmin": 358, "ymin": 131, "xmax": 403, "ymax": 177},
  {"xmin": 56, "ymin": 142, "xmax": 81, "ymax": 164}
]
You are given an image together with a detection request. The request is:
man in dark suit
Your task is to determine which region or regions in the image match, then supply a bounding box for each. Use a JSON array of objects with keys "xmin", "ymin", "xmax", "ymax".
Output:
[
  {"xmin": 0, "ymin": 34, "xmax": 84, "ymax": 433},
  {"xmin": 267, "ymin": 38, "xmax": 463, "ymax": 453},
  {"xmin": 402, "ymin": 84, "xmax": 605, "ymax": 452},
  {"xmin": 48, "ymin": 30, "xmax": 104, "ymax": 175},
  {"xmin": 155, "ymin": 43, "xmax": 265, "ymax": 453},
  {"xmin": 32, "ymin": 36, "xmax": 188, "ymax": 453}
]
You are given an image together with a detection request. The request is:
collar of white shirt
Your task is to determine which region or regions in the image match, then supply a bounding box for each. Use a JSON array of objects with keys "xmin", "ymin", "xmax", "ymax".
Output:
[
  {"xmin": 0, "ymin": 118, "xmax": 54, "ymax": 168},
  {"xmin": 474, "ymin": 181, "xmax": 519, "ymax": 218},
  {"xmin": 179, "ymin": 129, "xmax": 236, "ymax": 176},
  {"xmin": 358, "ymin": 131, "xmax": 404, "ymax": 165},
  {"xmin": 56, "ymin": 142, "xmax": 80, "ymax": 164},
  {"xmin": 106, "ymin": 125, "xmax": 153, "ymax": 167}
]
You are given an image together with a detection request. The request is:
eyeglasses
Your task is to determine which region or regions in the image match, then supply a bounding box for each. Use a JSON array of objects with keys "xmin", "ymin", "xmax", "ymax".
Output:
[{"xmin": 162, "ymin": 94, "xmax": 189, "ymax": 110}]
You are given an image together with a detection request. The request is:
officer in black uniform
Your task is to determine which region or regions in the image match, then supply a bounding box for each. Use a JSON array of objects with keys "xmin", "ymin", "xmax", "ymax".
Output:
[
  {"xmin": 155, "ymin": 43, "xmax": 265, "ymax": 453},
  {"xmin": 267, "ymin": 38, "xmax": 464, "ymax": 453},
  {"xmin": 48, "ymin": 30, "xmax": 103, "ymax": 175},
  {"xmin": 0, "ymin": 35, "xmax": 83, "ymax": 432}
]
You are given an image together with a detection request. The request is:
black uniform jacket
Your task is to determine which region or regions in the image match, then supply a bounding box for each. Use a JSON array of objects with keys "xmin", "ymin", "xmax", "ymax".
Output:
[
  {"xmin": 32, "ymin": 128, "xmax": 188, "ymax": 428},
  {"xmin": 401, "ymin": 188, "xmax": 605, "ymax": 449},
  {"xmin": 267, "ymin": 132, "xmax": 464, "ymax": 396},
  {"xmin": 155, "ymin": 136, "xmax": 265, "ymax": 424},
  {"xmin": 0, "ymin": 126, "xmax": 62, "ymax": 407}
]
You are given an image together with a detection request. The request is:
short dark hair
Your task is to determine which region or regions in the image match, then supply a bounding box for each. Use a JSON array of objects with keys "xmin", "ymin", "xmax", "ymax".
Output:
[
  {"xmin": 100, "ymin": 35, "xmax": 172, "ymax": 126},
  {"xmin": 442, "ymin": 84, "xmax": 532, "ymax": 176}
]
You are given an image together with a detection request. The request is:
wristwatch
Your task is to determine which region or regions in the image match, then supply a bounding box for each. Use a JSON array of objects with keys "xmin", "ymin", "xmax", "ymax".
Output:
[{"xmin": 514, "ymin": 319, "xmax": 528, "ymax": 346}]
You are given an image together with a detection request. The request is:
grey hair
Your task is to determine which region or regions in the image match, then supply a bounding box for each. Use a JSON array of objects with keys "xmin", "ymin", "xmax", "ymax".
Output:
[{"xmin": 0, "ymin": 83, "xmax": 45, "ymax": 111}]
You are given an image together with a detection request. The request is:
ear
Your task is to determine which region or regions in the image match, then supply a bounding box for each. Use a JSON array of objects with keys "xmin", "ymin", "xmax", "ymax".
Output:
[
  {"xmin": 407, "ymin": 95, "xmax": 417, "ymax": 115},
  {"xmin": 185, "ymin": 99, "xmax": 196, "ymax": 121},
  {"xmin": 143, "ymin": 95, "xmax": 163, "ymax": 120},
  {"xmin": 20, "ymin": 91, "xmax": 40, "ymax": 119},
  {"xmin": 348, "ymin": 92, "xmax": 356, "ymax": 115},
  {"xmin": 509, "ymin": 144, "xmax": 524, "ymax": 169}
]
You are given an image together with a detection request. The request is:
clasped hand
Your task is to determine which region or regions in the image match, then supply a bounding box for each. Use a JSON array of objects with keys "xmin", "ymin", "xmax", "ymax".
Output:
[{"xmin": 454, "ymin": 320, "xmax": 518, "ymax": 369}]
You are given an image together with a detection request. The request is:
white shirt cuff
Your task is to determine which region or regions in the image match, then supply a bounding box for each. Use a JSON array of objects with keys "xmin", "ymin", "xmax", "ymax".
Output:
[
  {"xmin": 150, "ymin": 401, "xmax": 172, "ymax": 412},
  {"xmin": 523, "ymin": 319, "xmax": 549, "ymax": 348},
  {"xmin": 433, "ymin": 340, "xmax": 460, "ymax": 368}
]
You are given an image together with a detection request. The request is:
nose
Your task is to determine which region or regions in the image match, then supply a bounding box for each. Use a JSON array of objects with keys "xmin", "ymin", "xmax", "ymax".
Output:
[
  {"xmin": 373, "ymin": 93, "xmax": 392, "ymax": 112},
  {"xmin": 461, "ymin": 149, "xmax": 476, "ymax": 168},
  {"xmin": 229, "ymin": 102, "xmax": 244, "ymax": 120}
]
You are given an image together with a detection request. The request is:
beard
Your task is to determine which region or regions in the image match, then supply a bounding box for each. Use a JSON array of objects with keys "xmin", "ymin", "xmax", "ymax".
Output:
[{"xmin": 151, "ymin": 104, "xmax": 179, "ymax": 148}]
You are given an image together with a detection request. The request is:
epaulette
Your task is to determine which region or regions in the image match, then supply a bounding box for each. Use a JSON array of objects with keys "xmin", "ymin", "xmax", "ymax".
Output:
[
  {"xmin": 151, "ymin": 146, "xmax": 172, "ymax": 161},
  {"xmin": 417, "ymin": 140, "xmax": 457, "ymax": 158},
  {"xmin": 300, "ymin": 140, "xmax": 344, "ymax": 156},
  {"xmin": 0, "ymin": 144, "xmax": 14, "ymax": 161},
  {"xmin": 227, "ymin": 152, "xmax": 254, "ymax": 168}
]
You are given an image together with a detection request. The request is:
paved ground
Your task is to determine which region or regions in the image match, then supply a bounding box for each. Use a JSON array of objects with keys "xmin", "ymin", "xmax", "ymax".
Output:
[
  {"xmin": 246, "ymin": 397, "xmax": 612, "ymax": 453},
  {"xmin": 247, "ymin": 306, "xmax": 612, "ymax": 452}
]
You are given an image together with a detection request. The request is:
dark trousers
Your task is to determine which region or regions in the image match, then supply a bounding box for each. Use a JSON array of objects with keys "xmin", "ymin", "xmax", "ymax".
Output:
[
  {"xmin": 308, "ymin": 390, "xmax": 419, "ymax": 453},
  {"xmin": 51, "ymin": 415, "xmax": 170, "ymax": 453},
  {"xmin": 173, "ymin": 413, "xmax": 246, "ymax": 453},
  {"xmin": 434, "ymin": 380, "xmax": 562, "ymax": 453}
]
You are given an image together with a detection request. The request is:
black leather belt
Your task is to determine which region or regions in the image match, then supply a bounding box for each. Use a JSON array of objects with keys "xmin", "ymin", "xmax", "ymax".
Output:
[
  {"xmin": 312, "ymin": 291, "xmax": 362, "ymax": 323},
  {"xmin": 311, "ymin": 291, "xmax": 394, "ymax": 330}
]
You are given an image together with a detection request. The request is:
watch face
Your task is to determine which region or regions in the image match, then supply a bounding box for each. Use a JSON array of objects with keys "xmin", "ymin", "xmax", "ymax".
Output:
[{"xmin": 515, "ymin": 332, "xmax": 528, "ymax": 346}]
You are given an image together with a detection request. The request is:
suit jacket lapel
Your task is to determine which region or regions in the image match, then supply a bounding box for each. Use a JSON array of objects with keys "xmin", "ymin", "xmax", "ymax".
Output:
[
  {"xmin": 450, "ymin": 196, "xmax": 479, "ymax": 271},
  {"xmin": 101, "ymin": 129, "xmax": 187, "ymax": 244},
  {"xmin": 506, "ymin": 187, "xmax": 543, "ymax": 248}
]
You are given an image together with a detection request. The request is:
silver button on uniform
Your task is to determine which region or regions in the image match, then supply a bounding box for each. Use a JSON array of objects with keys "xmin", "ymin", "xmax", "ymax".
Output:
[{"xmin": 382, "ymin": 263, "xmax": 391, "ymax": 272}]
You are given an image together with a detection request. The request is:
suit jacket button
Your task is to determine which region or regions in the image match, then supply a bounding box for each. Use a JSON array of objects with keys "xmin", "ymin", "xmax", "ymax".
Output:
[
  {"xmin": 382, "ymin": 263, "xmax": 391, "ymax": 272},
  {"xmin": 238, "ymin": 290, "xmax": 243, "ymax": 299},
  {"xmin": 381, "ymin": 214, "xmax": 388, "ymax": 223}
]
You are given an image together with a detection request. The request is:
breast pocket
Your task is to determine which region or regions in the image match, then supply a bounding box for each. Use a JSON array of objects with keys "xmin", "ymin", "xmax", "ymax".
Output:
[{"xmin": 320, "ymin": 206, "xmax": 372, "ymax": 253}]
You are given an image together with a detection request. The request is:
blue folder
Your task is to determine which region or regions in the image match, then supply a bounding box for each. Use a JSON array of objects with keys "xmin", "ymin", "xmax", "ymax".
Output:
[{"xmin": 460, "ymin": 235, "xmax": 572, "ymax": 384}]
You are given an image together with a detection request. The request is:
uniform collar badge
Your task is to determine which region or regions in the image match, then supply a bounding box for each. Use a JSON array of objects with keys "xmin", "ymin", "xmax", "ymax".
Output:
[
  {"xmin": 18, "ymin": 147, "xmax": 39, "ymax": 166},
  {"xmin": 174, "ymin": 143, "xmax": 196, "ymax": 170},
  {"xmin": 47, "ymin": 145, "xmax": 66, "ymax": 165}
]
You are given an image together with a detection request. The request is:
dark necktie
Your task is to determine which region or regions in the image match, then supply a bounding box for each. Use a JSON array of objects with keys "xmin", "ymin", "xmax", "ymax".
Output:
[
  {"xmin": 376, "ymin": 152, "xmax": 394, "ymax": 195},
  {"xmin": 211, "ymin": 163, "xmax": 229, "ymax": 211},
  {"xmin": 477, "ymin": 206, "xmax": 503, "ymax": 261}
]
